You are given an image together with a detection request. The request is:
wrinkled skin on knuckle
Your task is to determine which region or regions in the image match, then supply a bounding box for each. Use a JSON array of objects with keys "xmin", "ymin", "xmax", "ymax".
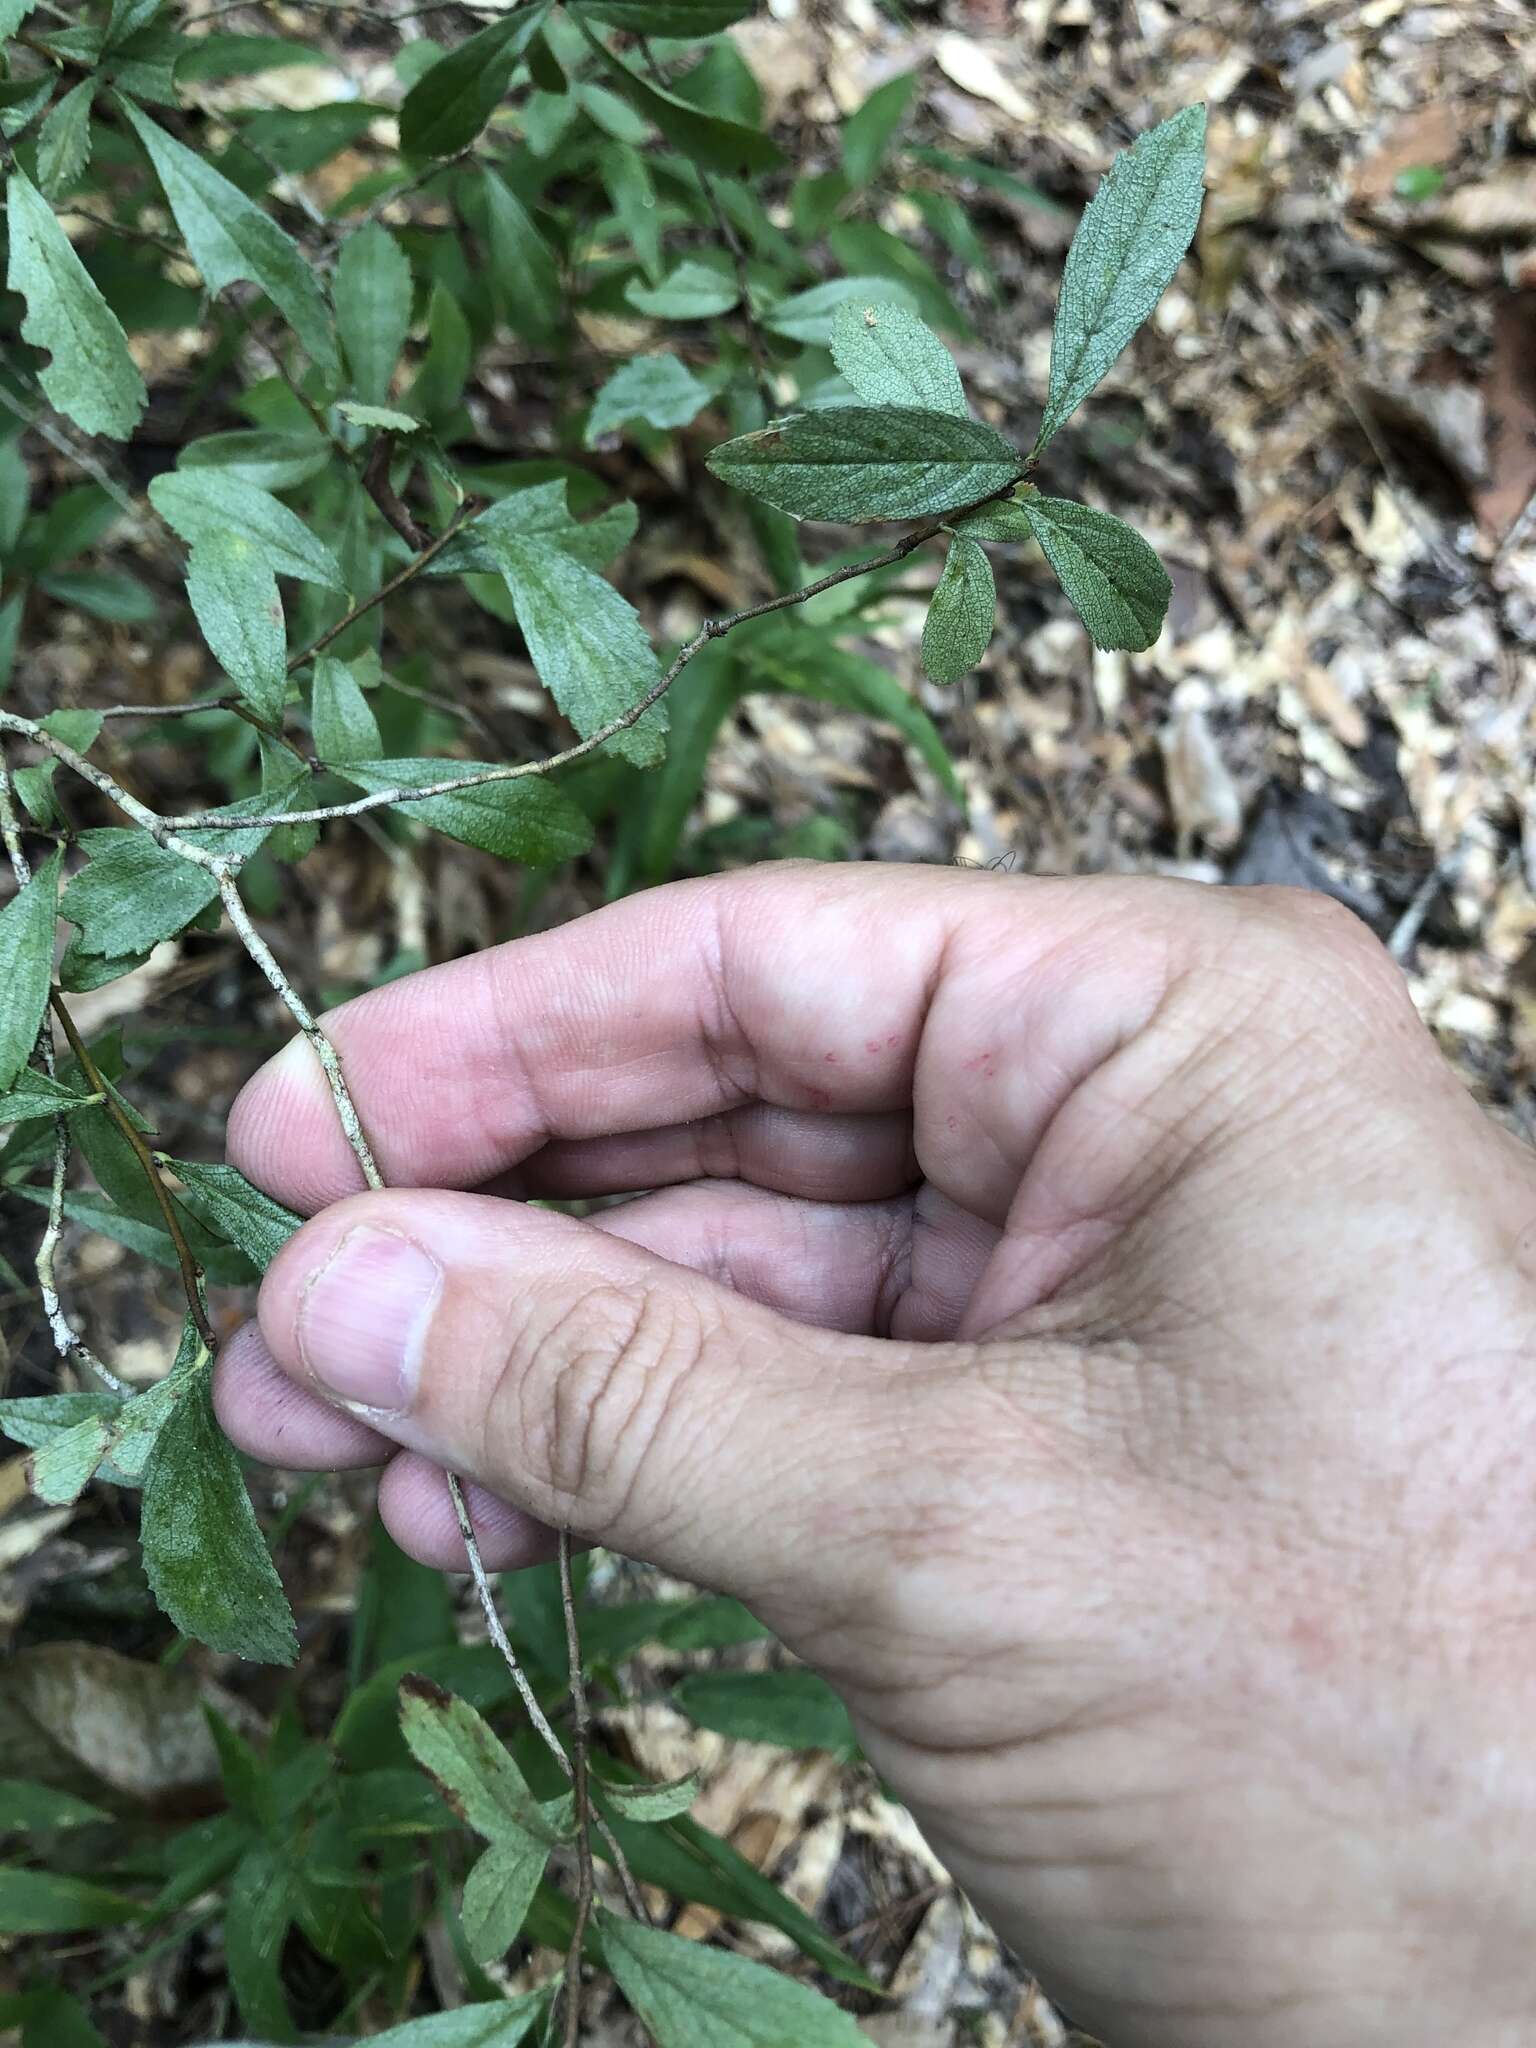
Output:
[{"xmin": 497, "ymin": 1276, "xmax": 714, "ymax": 1540}]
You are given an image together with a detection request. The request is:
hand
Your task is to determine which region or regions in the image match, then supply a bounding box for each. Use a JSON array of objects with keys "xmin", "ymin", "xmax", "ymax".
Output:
[{"xmin": 217, "ymin": 863, "xmax": 1536, "ymax": 2047}]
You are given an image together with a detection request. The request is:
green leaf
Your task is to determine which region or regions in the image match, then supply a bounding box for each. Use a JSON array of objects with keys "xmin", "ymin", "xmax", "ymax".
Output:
[
  {"xmin": 185, "ymin": 535, "xmax": 287, "ymax": 721},
  {"xmin": 0, "ymin": 1, "xmax": 38, "ymax": 36},
  {"xmin": 398, "ymin": 1675, "xmax": 573, "ymax": 1846},
  {"xmin": 341, "ymin": 758, "xmax": 594, "ymax": 864},
  {"xmin": 30, "ymin": 1415, "xmax": 114, "ymax": 1506},
  {"xmin": 163, "ymin": 1158, "xmax": 301, "ymax": 1270},
  {"xmin": 950, "ymin": 497, "xmax": 1035, "ymax": 543},
  {"xmin": 1034, "ymin": 104, "xmax": 1206, "ymax": 453},
  {"xmin": 150, "ymin": 469, "xmax": 347, "ymax": 590},
  {"xmin": 1394, "ymin": 164, "xmax": 1445, "ymax": 202},
  {"xmin": 429, "ymin": 482, "xmax": 637, "ymax": 577},
  {"xmin": 310, "ymin": 652, "xmax": 382, "ymax": 762},
  {"xmin": 921, "ymin": 534, "xmax": 995, "ymax": 682},
  {"xmin": 335, "ymin": 400, "xmax": 422, "ymax": 432},
  {"xmin": 140, "ymin": 1368, "xmax": 298, "ymax": 1664},
  {"xmin": 600, "ymin": 1912, "xmax": 867, "ymax": 2045},
  {"xmin": 334, "ymin": 222, "xmax": 413, "ymax": 408},
  {"xmin": 0, "ymin": 1780, "xmax": 108, "ymax": 1832},
  {"xmin": 581, "ymin": 35, "xmax": 782, "ymax": 175},
  {"xmin": 406, "ymin": 278, "xmax": 472, "ymax": 427},
  {"xmin": 399, "ymin": 1, "xmax": 551, "ymax": 159},
  {"xmin": 366, "ymin": 1998, "xmax": 547, "ymax": 2047},
  {"xmin": 224, "ymin": 1839, "xmax": 296, "ymax": 2040},
  {"xmin": 488, "ymin": 535, "xmax": 667, "ymax": 767},
  {"xmin": 671, "ymin": 1668, "xmax": 858, "ymax": 1753},
  {"xmin": 0, "ymin": 1068, "xmax": 96, "ymax": 1122},
  {"xmin": 841, "ymin": 69, "xmax": 917, "ymax": 189},
  {"xmin": 573, "ymin": 0, "xmax": 751, "ymax": 29},
  {"xmin": 0, "ymin": 1868, "xmax": 138, "ymax": 1934},
  {"xmin": 829, "ymin": 300, "xmax": 965, "ymax": 416},
  {"xmin": 586, "ymin": 355, "xmax": 710, "ymax": 446},
  {"xmin": 599, "ymin": 1770, "xmax": 700, "ymax": 1823},
  {"xmin": 599, "ymin": 141, "xmax": 661, "ymax": 283},
  {"xmin": 0, "ymin": 851, "xmax": 58, "ymax": 1092},
  {"xmin": 106, "ymin": 0, "xmax": 165, "ymax": 44},
  {"xmin": 0, "ymin": 1392, "xmax": 120, "ymax": 1452},
  {"xmin": 739, "ymin": 630, "xmax": 960, "ymax": 802},
  {"xmin": 5, "ymin": 171, "xmax": 146, "ymax": 440},
  {"xmin": 1021, "ymin": 494, "xmax": 1170, "ymax": 651},
  {"xmin": 119, "ymin": 99, "xmax": 339, "ymax": 378},
  {"xmin": 179, "ymin": 428, "xmax": 331, "ymax": 491},
  {"xmin": 38, "ymin": 568, "xmax": 157, "ymax": 622},
  {"xmin": 36, "ymin": 79, "xmax": 95, "ymax": 198},
  {"xmin": 461, "ymin": 1834, "xmax": 550, "ymax": 1965},
  {"xmin": 763, "ymin": 273, "xmax": 914, "ymax": 346},
  {"xmin": 624, "ymin": 259, "xmax": 736, "ymax": 321},
  {"xmin": 482, "ymin": 172, "xmax": 561, "ymax": 344},
  {"xmin": 61, "ymin": 828, "xmax": 217, "ymax": 954},
  {"xmin": 707, "ymin": 407, "xmax": 1020, "ymax": 524}
]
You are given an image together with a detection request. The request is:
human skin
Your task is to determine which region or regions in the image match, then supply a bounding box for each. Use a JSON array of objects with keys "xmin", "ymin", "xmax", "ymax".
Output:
[{"xmin": 216, "ymin": 863, "xmax": 1536, "ymax": 2046}]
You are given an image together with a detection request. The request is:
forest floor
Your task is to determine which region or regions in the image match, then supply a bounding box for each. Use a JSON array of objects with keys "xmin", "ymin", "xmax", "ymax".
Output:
[{"xmin": 4, "ymin": 0, "xmax": 1536, "ymax": 2042}]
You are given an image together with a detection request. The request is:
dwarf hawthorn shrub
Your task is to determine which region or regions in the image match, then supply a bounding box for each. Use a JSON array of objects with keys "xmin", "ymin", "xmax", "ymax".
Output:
[{"xmin": 0, "ymin": 3, "xmax": 1204, "ymax": 2035}]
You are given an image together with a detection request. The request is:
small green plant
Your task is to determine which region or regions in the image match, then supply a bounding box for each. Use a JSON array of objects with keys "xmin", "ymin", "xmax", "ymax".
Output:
[{"xmin": 0, "ymin": 2, "xmax": 1204, "ymax": 2034}]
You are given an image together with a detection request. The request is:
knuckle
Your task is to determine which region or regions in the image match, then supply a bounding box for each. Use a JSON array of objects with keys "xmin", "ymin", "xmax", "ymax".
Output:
[{"xmin": 503, "ymin": 1277, "xmax": 711, "ymax": 1531}]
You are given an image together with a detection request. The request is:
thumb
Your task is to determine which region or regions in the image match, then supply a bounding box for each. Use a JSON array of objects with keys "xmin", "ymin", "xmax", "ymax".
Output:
[{"xmin": 256, "ymin": 1187, "xmax": 912, "ymax": 1609}]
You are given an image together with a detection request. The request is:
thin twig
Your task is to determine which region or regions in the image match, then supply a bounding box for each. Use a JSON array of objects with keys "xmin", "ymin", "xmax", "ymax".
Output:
[
  {"xmin": 0, "ymin": 710, "xmax": 233, "ymax": 866},
  {"xmin": 287, "ymin": 497, "xmax": 483, "ymax": 673},
  {"xmin": 357, "ymin": 143, "xmax": 479, "ymax": 233},
  {"xmin": 560, "ymin": 1527, "xmax": 596, "ymax": 2047},
  {"xmin": 163, "ymin": 481, "xmax": 1025, "ymax": 835},
  {"xmin": 0, "ymin": 760, "xmax": 123, "ymax": 1391},
  {"xmin": 50, "ymin": 994, "xmax": 219, "ymax": 1356}
]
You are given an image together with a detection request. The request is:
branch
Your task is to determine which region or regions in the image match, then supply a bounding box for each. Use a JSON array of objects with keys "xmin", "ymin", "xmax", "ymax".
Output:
[
  {"xmin": 560, "ymin": 1528, "xmax": 595, "ymax": 2048},
  {"xmin": 0, "ymin": 759, "xmax": 125, "ymax": 1392},
  {"xmin": 0, "ymin": 710, "xmax": 235, "ymax": 868},
  {"xmin": 162, "ymin": 485, "xmax": 1024, "ymax": 836},
  {"xmin": 287, "ymin": 495, "xmax": 483, "ymax": 673},
  {"xmin": 50, "ymin": 994, "xmax": 218, "ymax": 1357}
]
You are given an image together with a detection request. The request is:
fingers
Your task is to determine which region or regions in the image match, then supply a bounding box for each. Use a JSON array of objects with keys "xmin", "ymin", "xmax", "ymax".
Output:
[
  {"xmin": 252, "ymin": 1184, "xmax": 944, "ymax": 1607},
  {"xmin": 506, "ymin": 1103, "xmax": 918, "ymax": 1206},
  {"xmin": 227, "ymin": 863, "xmax": 1177, "ymax": 1227},
  {"xmin": 212, "ymin": 1320, "xmax": 393, "ymax": 1469},
  {"xmin": 376, "ymin": 1455, "xmax": 561, "ymax": 1572}
]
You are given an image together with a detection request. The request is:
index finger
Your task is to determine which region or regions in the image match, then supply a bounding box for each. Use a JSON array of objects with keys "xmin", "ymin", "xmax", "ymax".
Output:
[{"xmin": 227, "ymin": 861, "xmax": 1164, "ymax": 1223}]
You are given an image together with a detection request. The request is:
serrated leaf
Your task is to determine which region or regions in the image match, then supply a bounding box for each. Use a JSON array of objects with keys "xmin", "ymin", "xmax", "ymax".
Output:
[
  {"xmin": 398, "ymin": 1676, "xmax": 573, "ymax": 1846},
  {"xmin": 5, "ymin": 171, "xmax": 146, "ymax": 440},
  {"xmin": 334, "ymin": 222, "xmax": 413, "ymax": 408},
  {"xmin": 119, "ymin": 99, "xmax": 338, "ymax": 377},
  {"xmin": 185, "ymin": 536, "xmax": 287, "ymax": 721},
  {"xmin": 581, "ymin": 35, "xmax": 782, "ymax": 175},
  {"xmin": 707, "ymin": 407, "xmax": 1020, "ymax": 524},
  {"xmin": 950, "ymin": 497, "xmax": 1035, "ymax": 543},
  {"xmin": 0, "ymin": 1779, "xmax": 108, "ymax": 1832},
  {"xmin": 1021, "ymin": 494, "xmax": 1170, "ymax": 651},
  {"xmin": 483, "ymin": 171, "xmax": 560, "ymax": 344},
  {"xmin": 36, "ymin": 79, "xmax": 95, "ymax": 199},
  {"xmin": 0, "ymin": 1392, "xmax": 120, "ymax": 1453},
  {"xmin": 163, "ymin": 1158, "xmax": 301, "ymax": 1270},
  {"xmin": 340, "ymin": 758, "xmax": 594, "ymax": 864},
  {"xmin": 624, "ymin": 260, "xmax": 736, "ymax": 321},
  {"xmin": 488, "ymin": 535, "xmax": 667, "ymax": 767},
  {"xmin": 150, "ymin": 469, "xmax": 346, "ymax": 590},
  {"xmin": 366, "ymin": 1997, "xmax": 547, "ymax": 2047},
  {"xmin": 599, "ymin": 1912, "xmax": 868, "ymax": 2046},
  {"xmin": 573, "ymin": 0, "xmax": 750, "ymax": 29},
  {"xmin": 600, "ymin": 1770, "xmax": 700, "ymax": 1823},
  {"xmin": 140, "ymin": 1369, "xmax": 297, "ymax": 1664},
  {"xmin": 763, "ymin": 273, "xmax": 914, "ymax": 346},
  {"xmin": 586, "ymin": 355, "xmax": 710, "ymax": 446},
  {"xmin": 0, "ymin": 1068, "xmax": 96, "ymax": 1122},
  {"xmin": 428, "ymin": 482, "xmax": 637, "ymax": 577},
  {"xmin": 60, "ymin": 829, "xmax": 217, "ymax": 954},
  {"xmin": 0, "ymin": 850, "xmax": 59, "ymax": 1093},
  {"xmin": 399, "ymin": 1, "xmax": 551, "ymax": 159},
  {"xmin": 461, "ymin": 1834, "xmax": 550, "ymax": 1964},
  {"xmin": 921, "ymin": 534, "xmax": 995, "ymax": 682},
  {"xmin": 671, "ymin": 1667, "xmax": 858, "ymax": 1753},
  {"xmin": 1034, "ymin": 104, "xmax": 1206, "ymax": 452},
  {"xmin": 841, "ymin": 69, "xmax": 917, "ymax": 190},
  {"xmin": 310, "ymin": 652, "xmax": 382, "ymax": 762},
  {"xmin": 829, "ymin": 300, "xmax": 965, "ymax": 416}
]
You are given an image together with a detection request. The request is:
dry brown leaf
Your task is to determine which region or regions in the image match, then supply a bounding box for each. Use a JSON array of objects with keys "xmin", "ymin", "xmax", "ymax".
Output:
[
  {"xmin": 1475, "ymin": 296, "xmax": 1536, "ymax": 541},
  {"xmin": 1351, "ymin": 103, "xmax": 1468, "ymax": 206}
]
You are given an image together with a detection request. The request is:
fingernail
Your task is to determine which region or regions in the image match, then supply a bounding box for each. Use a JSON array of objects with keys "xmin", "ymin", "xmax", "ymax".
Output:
[{"xmin": 297, "ymin": 1226, "xmax": 441, "ymax": 1414}]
